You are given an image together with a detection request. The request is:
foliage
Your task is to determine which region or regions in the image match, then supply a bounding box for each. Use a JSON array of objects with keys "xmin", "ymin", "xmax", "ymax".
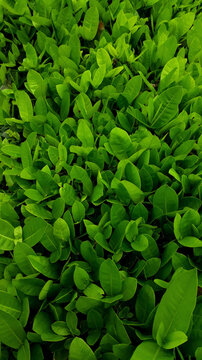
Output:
[{"xmin": 0, "ymin": 0, "xmax": 201, "ymax": 359}]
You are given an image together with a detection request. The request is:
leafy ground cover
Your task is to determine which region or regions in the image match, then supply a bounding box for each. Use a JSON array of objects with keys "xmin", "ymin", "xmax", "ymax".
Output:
[{"xmin": 0, "ymin": 0, "xmax": 202, "ymax": 359}]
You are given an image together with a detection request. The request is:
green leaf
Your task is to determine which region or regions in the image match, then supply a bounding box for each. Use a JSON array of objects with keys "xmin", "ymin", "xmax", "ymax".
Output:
[
  {"xmin": 28, "ymin": 255, "xmax": 59, "ymax": 279},
  {"xmin": 121, "ymin": 277, "xmax": 137, "ymax": 301},
  {"xmin": 110, "ymin": 204, "xmax": 127, "ymax": 228},
  {"xmin": 0, "ymin": 218, "xmax": 15, "ymax": 250},
  {"xmin": 17, "ymin": 339, "xmax": 31, "ymax": 360},
  {"xmin": 1, "ymin": 144, "xmax": 21, "ymax": 158},
  {"xmin": 14, "ymin": 242, "xmax": 37, "ymax": 275},
  {"xmin": 153, "ymin": 268, "xmax": 197, "ymax": 346},
  {"xmin": 130, "ymin": 341, "xmax": 174, "ymax": 360},
  {"xmin": 72, "ymin": 201, "xmax": 85, "ymax": 223},
  {"xmin": 81, "ymin": 6, "xmax": 99, "ymax": 41},
  {"xmin": 152, "ymin": 184, "xmax": 178, "ymax": 215},
  {"xmin": 24, "ymin": 204, "xmax": 53, "ymax": 220},
  {"xmin": 27, "ymin": 70, "xmax": 46, "ymax": 98},
  {"xmin": 125, "ymin": 162, "xmax": 141, "ymax": 188},
  {"xmin": 144, "ymin": 257, "xmax": 161, "ymax": 278},
  {"xmin": 39, "ymin": 280, "xmax": 53, "ymax": 301},
  {"xmin": 33, "ymin": 311, "xmax": 65, "ymax": 342},
  {"xmin": 178, "ymin": 236, "xmax": 202, "ymax": 248},
  {"xmin": 53, "ymin": 218, "xmax": 70, "ymax": 242},
  {"xmin": 162, "ymin": 330, "xmax": 188, "ymax": 349},
  {"xmin": 179, "ymin": 209, "xmax": 200, "ymax": 239},
  {"xmin": 92, "ymin": 65, "xmax": 106, "ymax": 88},
  {"xmin": 0, "ymin": 291, "xmax": 21, "ymax": 318},
  {"xmin": 174, "ymin": 213, "xmax": 181, "ymax": 241},
  {"xmin": 70, "ymin": 165, "xmax": 93, "ymax": 196},
  {"xmin": 97, "ymin": 48, "xmax": 112, "ymax": 71},
  {"xmin": 66, "ymin": 311, "xmax": 80, "ymax": 335},
  {"xmin": 152, "ymin": 86, "xmax": 183, "ymax": 129},
  {"xmin": 77, "ymin": 119, "xmax": 94, "ymax": 147},
  {"xmin": 74, "ymin": 266, "xmax": 90, "ymax": 290},
  {"xmin": 123, "ymin": 76, "xmax": 142, "ymax": 104},
  {"xmin": 99, "ymin": 259, "xmax": 122, "ymax": 296},
  {"xmin": 51, "ymin": 321, "xmax": 70, "ymax": 336},
  {"xmin": 196, "ymin": 348, "xmax": 202, "ymax": 360},
  {"xmin": 135, "ymin": 284, "xmax": 155, "ymax": 323},
  {"xmin": 121, "ymin": 180, "xmax": 144, "ymax": 203},
  {"xmin": 0, "ymin": 310, "xmax": 26, "ymax": 349},
  {"xmin": 69, "ymin": 34, "xmax": 80, "ymax": 66},
  {"xmin": 69, "ymin": 337, "xmax": 96, "ymax": 360},
  {"xmin": 109, "ymin": 127, "xmax": 133, "ymax": 160},
  {"xmin": 15, "ymin": 90, "xmax": 33, "ymax": 122},
  {"xmin": 131, "ymin": 234, "xmax": 149, "ymax": 252},
  {"xmin": 13, "ymin": 278, "xmax": 45, "ymax": 296}
]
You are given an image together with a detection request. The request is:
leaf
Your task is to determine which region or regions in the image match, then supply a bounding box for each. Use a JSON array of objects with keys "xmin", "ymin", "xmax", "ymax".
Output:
[
  {"xmin": 92, "ymin": 65, "xmax": 106, "ymax": 88},
  {"xmin": 152, "ymin": 86, "xmax": 183, "ymax": 129},
  {"xmin": 121, "ymin": 277, "xmax": 137, "ymax": 301},
  {"xmin": 66, "ymin": 311, "xmax": 80, "ymax": 335},
  {"xmin": 178, "ymin": 236, "xmax": 202, "ymax": 248},
  {"xmin": 13, "ymin": 278, "xmax": 45, "ymax": 296},
  {"xmin": 27, "ymin": 70, "xmax": 46, "ymax": 98},
  {"xmin": 135, "ymin": 285, "xmax": 155, "ymax": 323},
  {"xmin": 24, "ymin": 189, "xmax": 43, "ymax": 202},
  {"xmin": 94, "ymin": 232, "xmax": 114, "ymax": 253},
  {"xmin": 144, "ymin": 257, "xmax": 161, "ymax": 278},
  {"xmin": 174, "ymin": 140, "xmax": 195, "ymax": 160},
  {"xmin": 33, "ymin": 311, "xmax": 65, "ymax": 342},
  {"xmin": 153, "ymin": 268, "xmax": 197, "ymax": 346},
  {"xmin": 109, "ymin": 220, "xmax": 128, "ymax": 252},
  {"xmin": 70, "ymin": 165, "xmax": 93, "ymax": 196},
  {"xmin": 0, "ymin": 310, "xmax": 26, "ymax": 349},
  {"xmin": 121, "ymin": 180, "xmax": 144, "ymax": 203},
  {"xmin": 0, "ymin": 0, "xmax": 27, "ymax": 15},
  {"xmin": 162, "ymin": 330, "xmax": 188, "ymax": 349},
  {"xmin": 179, "ymin": 209, "xmax": 200, "ymax": 239},
  {"xmin": 0, "ymin": 218, "xmax": 15, "ymax": 250},
  {"xmin": 152, "ymin": 184, "xmax": 178, "ymax": 215},
  {"xmin": 123, "ymin": 76, "xmax": 142, "ymax": 104},
  {"xmin": 72, "ymin": 201, "xmax": 86, "ymax": 223},
  {"xmin": 15, "ymin": 90, "xmax": 33, "ymax": 122},
  {"xmin": 28, "ymin": 255, "xmax": 59, "ymax": 279},
  {"xmin": 17, "ymin": 339, "xmax": 31, "ymax": 360},
  {"xmin": 24, "ymin": 204, "xmax": 52, "ymax": 220},
  {"xmin": 74, "ymin": 266, "xmax": 90, "ymax": 290},
  {"xmin": 97, "ymin": 48, "xmax": 112, "ymax": 70},
  {"xmin": 39, "ymin": 280, "xmax": 53, "ymax": 301},
  {"xmin": 196, "ymin": 348, "xmax": 202, "ymax": 360},
  {"xmin": 130, "ymin": 341, "xmax": 174, "ymax": 360},
  {"xmin": 110, "ymin": 204, "xmax": 127, "ymax": 228},
  {"xmin": 109, "ymin": 127, "xmax": 133, "ymax": 160},
  {"xmin": 131, "ymin": 234, "xmax": 149, "ymax": 252},
  {"xmin": 99, "ymin": 259, "xmax": 122, "ymax": 296},
  {"xmin": 174, "ymin": 213, "xmax": 181, "ymax": 241},
  {"xmin": 14, "ymin": 242, "xmax": 37, "ymax": 275},
  {"xmin": 23, "ymin": 217, "xmax": 48, "ymax": 247},
  {"xmin": 81, "ymin": 7, "xmax": 99, "ymax": 41},
  {"xmin": 51, "ymin": 321, "xmax": 70, "ymax": 336},
  {"xmin": 105, "ymin": 308, "xmax": 131, "ymax": 344},
  {"xmin": 53, "ymin": 218, "xmax": 70, "ymax": 242},
  {"xmin": 77, "ymin": 119, "xmax": 94, "ymax": 147},
  {"xmin": 0, "ymin": 291, "xmax": 21, "ymax": 318},
  {"xmin": 125, "ymin": 162, "xmax": 141, "ymax": 188},
  {"xmin": 69, "ymin": 337, "xmax": 96, "ymax": 360},
  {"xmin": 69, "ymin": 34, "xmax": 80, "ymax": 66},
  {"xmin": 36, "ymin": 171, "xmax": 58, "ymax": 196},
  {"xmin": 1, "ymin": 144, "xmax": 21, "ymax": 158}
]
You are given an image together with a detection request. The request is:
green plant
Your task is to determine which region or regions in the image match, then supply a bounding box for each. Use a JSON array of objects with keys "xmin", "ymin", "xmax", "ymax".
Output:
[{"xmin": 0, "ymin": 0, "xmax": 201, "ymax": 359}]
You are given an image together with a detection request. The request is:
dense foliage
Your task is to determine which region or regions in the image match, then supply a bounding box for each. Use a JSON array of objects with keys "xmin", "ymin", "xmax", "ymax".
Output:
[{"xmin": 0, "ymin": 0, "xmax": 202, "ymax": 359}]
